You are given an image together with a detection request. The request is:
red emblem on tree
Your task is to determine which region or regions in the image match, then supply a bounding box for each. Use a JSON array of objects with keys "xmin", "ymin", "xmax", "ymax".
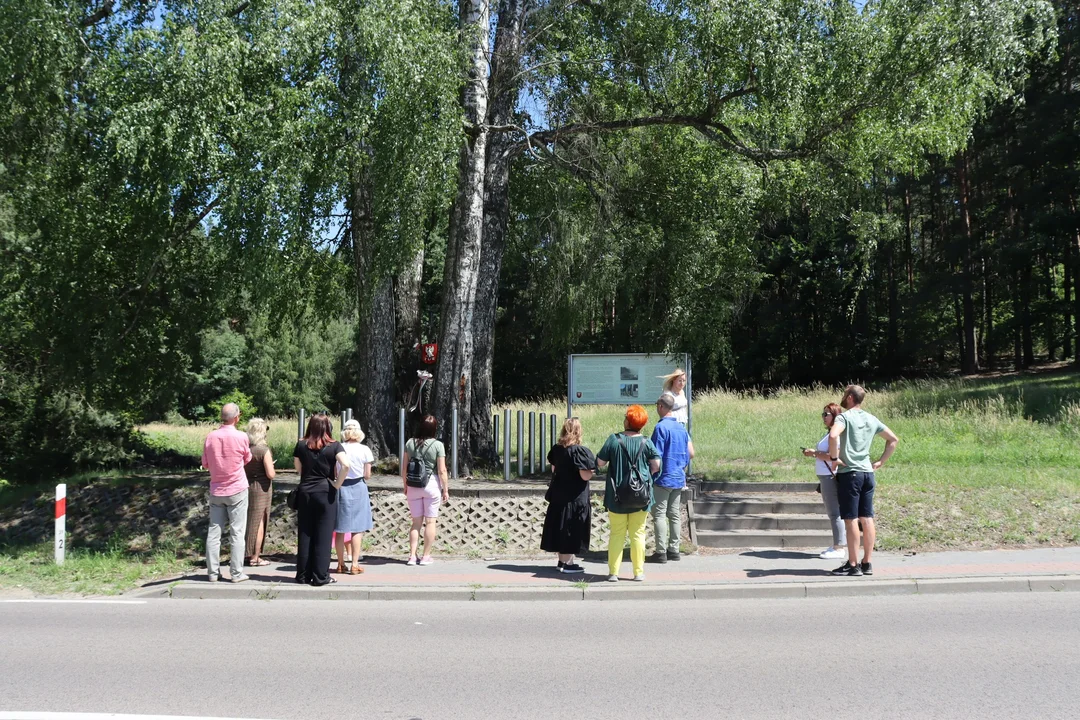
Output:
[{"xmin": 421, "ymin": 343, "xmax": 438, "ymax": 364}]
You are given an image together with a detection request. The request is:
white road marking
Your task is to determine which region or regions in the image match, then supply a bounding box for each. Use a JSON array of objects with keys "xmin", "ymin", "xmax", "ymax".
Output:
[
  {"xmin": 0, "ymin": 714, "xmax": 271, "ymax": 720},
  {"xmin": 0, "ymin": 600, "xmax": 147, "ymax": 605}
]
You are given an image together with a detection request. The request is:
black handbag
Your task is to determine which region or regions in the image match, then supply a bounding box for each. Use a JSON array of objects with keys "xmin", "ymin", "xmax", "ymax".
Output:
[{"xmin": 286, "ymin": 487, "xmax": 298, "ymax": 510}]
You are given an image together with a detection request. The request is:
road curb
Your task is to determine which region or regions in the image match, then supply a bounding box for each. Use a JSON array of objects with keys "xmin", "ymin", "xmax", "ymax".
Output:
[{"xmin": 130, "ymin": 574, "xmax": 1080, "ymax": 601}]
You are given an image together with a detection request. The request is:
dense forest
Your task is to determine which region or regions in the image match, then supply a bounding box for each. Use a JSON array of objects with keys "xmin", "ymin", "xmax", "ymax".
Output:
[{"xmin": 1, "ymin": 0, "xmax": 1076, "ymax": 478}]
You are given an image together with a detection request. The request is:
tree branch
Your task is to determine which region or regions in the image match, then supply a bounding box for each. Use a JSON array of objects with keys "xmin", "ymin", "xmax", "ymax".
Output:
[
  {"xmin": 118, "ymin": 196, "xmax": 221, "ymax": 341},
  {"xmin": 517, "ymin": 115, "xmax": 803, "ymax": 163},
  {"xmin": 228, "ymin": 1, "xmax": 251, "ymax": 18},
  {"xmin": 79, "ymin": 0, "xmax": 116, "ymax": 27}
]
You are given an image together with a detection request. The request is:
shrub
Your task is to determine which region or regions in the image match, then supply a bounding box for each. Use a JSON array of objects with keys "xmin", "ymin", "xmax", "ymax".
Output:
[
  {"xmin": 0, "ymin": 385, "xmax": 141, "ymax": 483},
  {"xmin": 206, "ymin": 390, "xmax": 258, "ymax": 423}
]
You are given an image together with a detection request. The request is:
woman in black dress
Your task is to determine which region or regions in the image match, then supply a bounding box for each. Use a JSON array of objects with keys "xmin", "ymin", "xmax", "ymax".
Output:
[
  {"xmin": 292, "ymin": 414, "xmax": 350, "ymax": 586},
  {"xmin": 541, "ymin": 417, "xmax": 596, "ymax": 574}
]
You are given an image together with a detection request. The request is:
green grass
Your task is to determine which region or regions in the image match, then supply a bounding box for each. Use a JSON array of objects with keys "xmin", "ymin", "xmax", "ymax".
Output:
[
  {"xmin": 496, "ymin": 369, "xmax": 1080, "ymax": 550},
  {"xmin": 125, "ymin": 368, "xmax": 1080, "ymax": 551},
  {"xmin": 137, "ymin": 369, "xmax": 1080, "ymax": 489},
  {"xmin": 0, "ymin": 540, "xmax": 196, "ymax": 596},
  {"xmin": 503, "ymin": 369, "xmax": 1080, "ymax": 489},
  {"xmin": 141, "ymin": 418, "xmax": 305, "ymax": 469}
]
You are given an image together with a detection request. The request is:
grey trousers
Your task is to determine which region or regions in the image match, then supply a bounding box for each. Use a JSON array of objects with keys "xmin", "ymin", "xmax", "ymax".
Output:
[
  {"xmin": 650, "ymin": 486, "xmax": 683, "ymax": 554},
  {"xmin": 818, "ymin": 474, "xmax": 847, "ymax": 547},
  {"xmin": 207, "ymin": 489, "xmax": 248, "ymax": 578}
]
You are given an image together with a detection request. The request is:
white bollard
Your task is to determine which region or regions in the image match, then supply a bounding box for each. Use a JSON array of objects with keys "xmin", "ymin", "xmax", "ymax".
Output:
[{"xmin": 55, "ymin": 483, "xmax": 66, "ymax": 565}]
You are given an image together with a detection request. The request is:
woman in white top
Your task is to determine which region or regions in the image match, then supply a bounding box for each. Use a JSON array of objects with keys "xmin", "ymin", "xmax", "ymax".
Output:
[
  {"xmin": 660, "ymin": 369, "xmax": 689, "ymax": 426},
  {"xmin": 335, "ymin": 419, "xmax": 374, "ymax": 575},
  {"xmin": 802, "ymin": 403, "xmax": 846, "ymax": 560}
]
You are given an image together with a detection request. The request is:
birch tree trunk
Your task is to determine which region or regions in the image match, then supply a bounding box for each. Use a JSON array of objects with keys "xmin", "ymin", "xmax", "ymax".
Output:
[
  {"xmin": 956, "ymin": 151, "xmax": 980, "ymax": 374},
  {"xmin": 470, "ymin": 0, "xmax": 530, "ymax": 464},
  {"xmin": 432, "ymin": 0, "xmax": 491, "ymax": 471}
]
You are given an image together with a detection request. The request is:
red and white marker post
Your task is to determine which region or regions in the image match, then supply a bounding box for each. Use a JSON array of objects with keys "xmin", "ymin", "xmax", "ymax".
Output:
[{"xmin": 55, "ymin": 483, "xmax": 66, "ymax": 565}]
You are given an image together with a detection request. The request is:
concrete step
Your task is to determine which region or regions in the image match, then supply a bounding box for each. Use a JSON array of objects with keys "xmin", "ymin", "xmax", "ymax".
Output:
[
  {"xmin": 697, "ymin": 481, "xmax": 819, "ymax": 494},
  {"xmin": 695, "ymin": 529, "xmax": 834, "ymax": 549},
  {"xmin": 693, "ymin": 495, "xmax": 826, "ymax": 515},
  {"xmin": 693, "ymin": 513, "xmax": 833, "ymax": 531}
]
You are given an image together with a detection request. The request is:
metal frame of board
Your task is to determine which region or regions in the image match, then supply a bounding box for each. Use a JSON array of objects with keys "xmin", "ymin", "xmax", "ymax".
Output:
[{"xmin": 566, "ymin": 353, "xmax": 692, "ymax": 438}]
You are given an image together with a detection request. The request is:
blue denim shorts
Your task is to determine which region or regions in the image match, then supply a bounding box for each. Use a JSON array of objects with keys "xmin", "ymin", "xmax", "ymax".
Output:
[{"xmin": 837, "ymin": 471, "xmax": 875, "ymax": 520}]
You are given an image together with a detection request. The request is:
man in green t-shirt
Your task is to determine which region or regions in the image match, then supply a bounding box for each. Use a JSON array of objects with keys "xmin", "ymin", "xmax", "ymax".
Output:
[{"xmin": 827, "ymin": 384, "xmax": 899, "ymax": 577}]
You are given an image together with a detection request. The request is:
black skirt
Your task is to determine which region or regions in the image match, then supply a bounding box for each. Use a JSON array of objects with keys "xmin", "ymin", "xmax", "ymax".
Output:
[{"xmin": 540, "ymin": 495, "xmax": 592, "ymax": 555}]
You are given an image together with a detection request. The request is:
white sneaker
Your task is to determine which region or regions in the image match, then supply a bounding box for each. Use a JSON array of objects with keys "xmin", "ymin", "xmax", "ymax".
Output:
[
  {"xmin": 606, "ymin": 574, "xmax": 619, "ymax": 583},
  {"xmin": 418, "ymin": 556, "xmax": 434, "ymax": 566},
  {"xmin": 820, "ymin": 547, "xmax": 847, "ymax": 560},
  {"xmin": 632, "ymin": 574, "xmax": 645, "ymax": 582},
  {"xmin": 406, "ymin": 556, "xmax": 417, "ymax": 566},
  {"xmin": 230, "ymin": 573, "xmax": 250, "ymax": 584}
]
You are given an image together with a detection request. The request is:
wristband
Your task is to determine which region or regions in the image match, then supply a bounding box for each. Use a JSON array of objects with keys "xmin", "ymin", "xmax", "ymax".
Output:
[{"xmin": 829, "ymin": 456, "xmax": 839, "ymax": 462}]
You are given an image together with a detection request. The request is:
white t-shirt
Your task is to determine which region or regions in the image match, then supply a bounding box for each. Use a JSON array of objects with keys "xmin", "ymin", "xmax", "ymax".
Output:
[
  {"xmin": 670, "ymin": 390, "xmax": 688, "ymax": 425},
  {"xmin": 340, "ymin": 441, "xmax": 374, "ymax": 480},
  {"xmin": 814, "ymin": 434, "xmax": 831, "ymax": 476}
]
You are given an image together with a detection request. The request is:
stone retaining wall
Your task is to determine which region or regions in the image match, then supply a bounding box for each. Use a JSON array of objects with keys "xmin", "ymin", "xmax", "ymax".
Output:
[{"xmin": 1, "ymin": 480, "xmax": 690, "ymax": 557}]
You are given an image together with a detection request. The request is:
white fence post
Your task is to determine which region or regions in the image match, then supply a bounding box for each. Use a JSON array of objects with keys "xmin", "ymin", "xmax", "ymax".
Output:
[{"xmin": 55, "ymin": 483, "xmax": 66, "ymax": 565}]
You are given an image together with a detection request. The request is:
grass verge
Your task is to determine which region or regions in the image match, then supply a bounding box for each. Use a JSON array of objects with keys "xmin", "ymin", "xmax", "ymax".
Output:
[{"xmin": 0, "ymin": 540, "xmax": 197, "ymax": 596}]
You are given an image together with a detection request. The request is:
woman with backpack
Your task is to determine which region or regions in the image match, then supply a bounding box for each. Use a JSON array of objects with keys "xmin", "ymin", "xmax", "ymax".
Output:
[
  {"xmin": 596, "ymin": 405, "xmax": 662, "ymax": 582},
  {"xmin": 400, "ymin": 414, "xmax": 449, "ymax": 566}
]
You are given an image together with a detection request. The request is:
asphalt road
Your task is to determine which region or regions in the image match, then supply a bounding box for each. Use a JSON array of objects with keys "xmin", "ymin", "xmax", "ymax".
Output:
[{"xmin": 1, "ymin": 594, "xmax": 1078, "ymax": 720}]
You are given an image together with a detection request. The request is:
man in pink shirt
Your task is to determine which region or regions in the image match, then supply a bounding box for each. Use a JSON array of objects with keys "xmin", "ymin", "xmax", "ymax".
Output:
[{"xmin": 201, "ymin": 402, "xmax": 252, "ymax": 582}]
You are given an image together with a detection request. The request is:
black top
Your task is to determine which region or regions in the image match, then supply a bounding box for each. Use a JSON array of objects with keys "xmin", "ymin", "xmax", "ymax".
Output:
[
  {"xmin": 546, "ymin": 444, "xmax": 596, "ymax": 505},
  {"xmin": 293, "ymin": 440, "xmax": 345, "ymax": 491}
]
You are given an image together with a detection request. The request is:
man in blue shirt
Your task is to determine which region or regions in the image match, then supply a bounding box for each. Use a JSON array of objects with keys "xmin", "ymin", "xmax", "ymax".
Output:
[{"xmin": 649, "ymin": 392, "xmax": 695, "ymax": 562}]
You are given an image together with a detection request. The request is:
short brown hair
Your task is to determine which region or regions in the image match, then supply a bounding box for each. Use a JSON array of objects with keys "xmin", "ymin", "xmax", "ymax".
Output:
[
  {"xmin": 824, "ymin": 403, "xmax": 842, "ymax": 417},
  {"xmin": 843, "ymin": 384, "xmax": 866, "ymax": 406},
  {"xmin": 558, "ymin": 417, "xmax": 583, "ymax": 447},
  {"xmin": 415, "ymin": 414, "xmax": 438, "ymax": 440}
]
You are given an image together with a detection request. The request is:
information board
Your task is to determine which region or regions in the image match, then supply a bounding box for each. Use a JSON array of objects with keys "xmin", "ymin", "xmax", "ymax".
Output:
[{"xmin": 568, "ymin": 352, "xmax": 691, "ymax": 425}]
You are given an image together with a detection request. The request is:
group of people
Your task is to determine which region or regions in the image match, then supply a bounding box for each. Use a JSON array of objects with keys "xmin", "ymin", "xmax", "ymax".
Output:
[
  {"xmin": 200, "ymin": 402, "xmax": 447, "ymax": 584},
  {"xmin": 540, "ymin": 369, "xmax": 694, "ymax": 581},
  {"xmin": 801, "ymin": 384, "xmax": 899, "ymax": 576},
  {"xmin": 200, "ymin": 373, "xmax": 894, "ymax": 584}
]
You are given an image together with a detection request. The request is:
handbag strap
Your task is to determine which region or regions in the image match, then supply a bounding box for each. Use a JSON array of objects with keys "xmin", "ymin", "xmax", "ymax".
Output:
[{"xmin": 616, "ymin": 434, "xmax": 646, "ymax": 475}]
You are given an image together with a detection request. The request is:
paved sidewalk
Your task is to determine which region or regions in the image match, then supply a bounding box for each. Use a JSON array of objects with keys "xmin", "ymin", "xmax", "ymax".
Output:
[{"xmin": 132, "ymin": 546, "xmax": 1080, "ymax": 600}]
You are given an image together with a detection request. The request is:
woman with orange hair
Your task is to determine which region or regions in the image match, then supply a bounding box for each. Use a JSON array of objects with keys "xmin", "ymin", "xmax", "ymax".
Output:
[{"xmin": 596, "ymin": 405, "xmax": 661, "ymax": 582}]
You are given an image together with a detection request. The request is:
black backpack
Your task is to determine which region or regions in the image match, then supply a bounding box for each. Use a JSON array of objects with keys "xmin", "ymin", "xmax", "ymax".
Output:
[
  {"xmin": 406, "ymin": 439, "xmax": 432, "ymax": 488},
  {"xmin": 614, "ymin": 434, "xmax": 650, "ymax": 510}
]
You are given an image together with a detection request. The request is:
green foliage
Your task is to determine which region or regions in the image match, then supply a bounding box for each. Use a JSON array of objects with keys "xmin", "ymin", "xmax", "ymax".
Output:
[
  {"xmin": 0, "ymin": 0, "xmax": 1072, "ymax": 480},
  {"xmin": 0, "ymin": 380, "xmax": 141, "ymax": 483},
  {"xmin": 241, "ymin": 311, "xmax": 356, "ymax": 417},
  {"xmin": 206, "ymin": 390, "xmax": 259, "ymax": 424}
]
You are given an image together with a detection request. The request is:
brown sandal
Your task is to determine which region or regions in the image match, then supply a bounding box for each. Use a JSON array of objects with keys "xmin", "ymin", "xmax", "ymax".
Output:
[
  {"xmin": 349, "ymin": 566, "xmax": 364, "ymax": 575},
  {"xmin": 335, "ymin": 564, "xmax": 346, "ymax": 574}
]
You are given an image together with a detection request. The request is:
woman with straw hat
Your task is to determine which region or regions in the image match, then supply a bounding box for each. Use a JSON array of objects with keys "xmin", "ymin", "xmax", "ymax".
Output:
[{"xmin": 660, "ymin": 368, "xmax": 689, "ymax": 426}]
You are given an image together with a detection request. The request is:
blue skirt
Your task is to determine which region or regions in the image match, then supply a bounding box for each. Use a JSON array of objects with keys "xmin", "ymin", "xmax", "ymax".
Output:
[{"xmin": 335, "ymin": 478, "xmax": 373, "ymax": 533}]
